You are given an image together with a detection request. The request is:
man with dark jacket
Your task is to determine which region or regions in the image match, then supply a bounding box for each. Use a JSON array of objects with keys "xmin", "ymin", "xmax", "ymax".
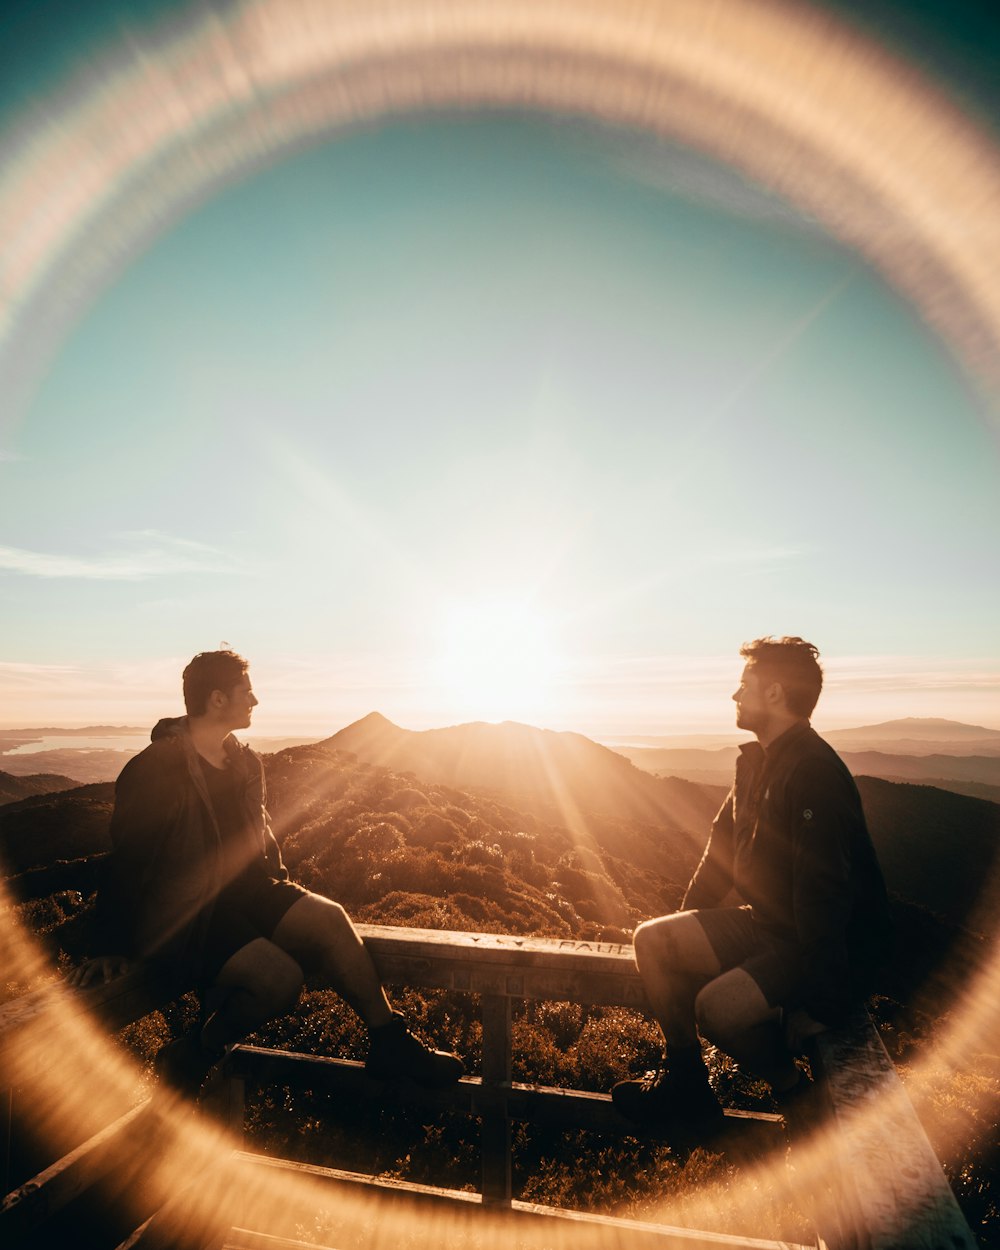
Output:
[
  {"xmin": 612, "ymin": 636, "xmax": 890, "ymax": 1131},
  {"xmin": 69, "ymin": 650, "xmax": 464, "ymax": 1097}
]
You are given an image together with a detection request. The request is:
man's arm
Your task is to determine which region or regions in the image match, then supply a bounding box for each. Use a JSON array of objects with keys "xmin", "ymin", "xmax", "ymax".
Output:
[
  {"xmin": 681, "ymin": 790, "xmax": 736, "ymax": 910},
  {"xmin": 250, "ymin": 751, "xmax": 289, "ymax": 881},
  {"xmin": 788, "ymin": 758, "xmax": 858, "ymax": 1021},
  {"xmin": 87, "ymin": 748, "xmax": 177, "ymax": 961}
]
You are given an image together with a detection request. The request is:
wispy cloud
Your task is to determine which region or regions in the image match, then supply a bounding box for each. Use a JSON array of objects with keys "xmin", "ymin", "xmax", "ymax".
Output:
[
  {"xmin": 0, "ymin": 660, "xmax": 82, "ymax": 685},
  {"xmin": 0, "ymin": 530, "xmax": 242, "ymax": 580},
  {"xmin": 825, "ymin": 654, "xmax": 1000, "ymax": 694}
]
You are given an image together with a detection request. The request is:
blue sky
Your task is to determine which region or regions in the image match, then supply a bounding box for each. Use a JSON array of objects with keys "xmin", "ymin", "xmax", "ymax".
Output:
[{"xmin": 1, "ymin": 4, "xmax": 998, "ymax": 734}]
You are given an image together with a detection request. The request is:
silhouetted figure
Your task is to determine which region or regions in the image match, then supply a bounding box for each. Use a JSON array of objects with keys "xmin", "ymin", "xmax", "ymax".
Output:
[
  {"xmin": 69, "ymin": 650, "xmax": 463, "ymax": 1097},
  {"xmin": 613, "ymin": 637, "xmax": 890, "ymax": 1133}
]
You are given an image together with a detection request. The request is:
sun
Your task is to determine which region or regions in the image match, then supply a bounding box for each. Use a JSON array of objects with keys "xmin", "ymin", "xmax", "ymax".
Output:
[{"xmin": 429, "ymin": 599, "xmax": 561, "ymax": 724}]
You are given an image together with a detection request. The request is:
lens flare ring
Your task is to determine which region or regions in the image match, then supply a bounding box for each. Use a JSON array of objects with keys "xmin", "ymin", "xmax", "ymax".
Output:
[{"xmin": 2, "ymin": 0, "xmax": 999, "ymax": 1244}]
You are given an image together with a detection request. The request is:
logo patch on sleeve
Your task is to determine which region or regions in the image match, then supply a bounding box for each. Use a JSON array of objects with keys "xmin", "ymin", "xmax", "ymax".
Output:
[{"xmin": 803, "ymin": 809, "xmax": 813, "ymax": 821}]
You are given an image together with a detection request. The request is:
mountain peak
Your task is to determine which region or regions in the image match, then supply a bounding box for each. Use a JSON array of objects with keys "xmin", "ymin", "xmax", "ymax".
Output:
[{"xmin": 354, "ymin": 711, "xmax": 399, "ymax": 729}]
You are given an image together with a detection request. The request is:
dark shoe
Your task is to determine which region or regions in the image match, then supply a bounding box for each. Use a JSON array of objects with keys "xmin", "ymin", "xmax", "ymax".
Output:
[
  {"xmin": 612, "ymin": 1063, "xmax": 724, "ymax": 1134},
  {"xmin": 154, "ymin": 1034, "xmax": 220, "ymax": 1100},
  {"xmin": 773, "ymin": 1072, "xmax": 821, "ymax": 1134},
  {"xmin": 366, "ymin": 1013, "xmax": 465, "ymax": 1089}
]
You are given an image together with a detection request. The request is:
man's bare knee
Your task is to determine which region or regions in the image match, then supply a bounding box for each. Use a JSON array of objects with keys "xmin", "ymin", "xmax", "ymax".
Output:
[
  {"xmin": 634, "ymin": 912, "xmax": 720, "ymax": 978},
  {"xmin": 633, "ymin": 917, "xmax": 662, "ymax": 959},
  {"xmin": 216, "ymin": 940, "xmax": 304, "ymax": 1018},
  {"xmin": 274, "ymin": 893, "xmax": 355, "ymax": 949},
  {"xmin": 694, "ymin": 970, "xmax": 778, "ymax": 1044},
  {"xmin": 263, "ymin": 952, "xmax": 305, "ymax": 1015},
  {"xmin": 693, "ymin": 980, "xmax": 732, "ymax": 1043}
]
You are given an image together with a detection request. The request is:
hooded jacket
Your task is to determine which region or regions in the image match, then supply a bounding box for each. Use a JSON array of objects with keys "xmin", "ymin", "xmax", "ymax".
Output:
[
  {"xmin": 94, "ymin": 716, "xmax": 288, "ymax": 967},
  {"xmin": 682, "ymin": 721, "xmax": 891, "ymax": 1022}
]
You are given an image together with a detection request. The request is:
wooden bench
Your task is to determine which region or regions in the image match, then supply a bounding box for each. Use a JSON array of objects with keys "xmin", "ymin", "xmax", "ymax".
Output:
[{"xmin": 0, "ymin": 926, "xmax": 977, "ymax": 1249}]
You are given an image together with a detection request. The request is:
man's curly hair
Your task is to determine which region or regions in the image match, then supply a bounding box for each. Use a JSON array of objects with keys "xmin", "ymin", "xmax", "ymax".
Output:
[
  {"xmin": 182, "ymin": 649, "xmax": 249, "ymax": 716},
  {"xmin": 739, "ymin": 636, "xmax": 823, "ymax": 718}
]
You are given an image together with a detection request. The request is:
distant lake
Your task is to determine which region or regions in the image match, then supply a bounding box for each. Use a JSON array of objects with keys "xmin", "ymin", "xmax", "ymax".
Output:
[{"xmin": 1, "ymin": 735, "xmax": 148, "ymax": 756}]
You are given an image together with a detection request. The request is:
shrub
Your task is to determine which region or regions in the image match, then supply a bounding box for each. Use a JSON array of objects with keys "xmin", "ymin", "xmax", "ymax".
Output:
[
  {"xmin": 387, "ymin": 788, "xmax": 428, "ymax": 811},
  {"xmin": 406, "ymin": 812, "xmax": 463, "ymax": 849},
  {"xmin": 345, "ymin": 821, "xmax": 402, "ymax": 859}
]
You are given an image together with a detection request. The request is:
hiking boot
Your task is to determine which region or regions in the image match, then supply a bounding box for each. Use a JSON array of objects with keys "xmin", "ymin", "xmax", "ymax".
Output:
[
  {"xmin": 154, "ymin": 1034, "xmax": 221, "ymax": 1100},
  {"xmin": 365, "ymin": 1013, "xmax": 465, "ymax": 1089},
  {"xmin": 612, "ymin": 1061, "xmax": 724, "ymax": 1133},
  {"xmin": 773, "ymin": 1072, "xmax": 821, "ymax": 1135}
]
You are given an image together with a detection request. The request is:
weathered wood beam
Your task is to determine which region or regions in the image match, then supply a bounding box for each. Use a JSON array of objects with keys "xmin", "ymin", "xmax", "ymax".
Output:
[
  {"xmin": 226, "ymin": 1152, "xmax": 816, "ymax": 1250},
  {"xmin": 357, "ymin": 924, "xmax": 650, "ymax": 1008},
  {"xmin": 812, "ymin": 1014, "xmax": 976, "ymax": 1250},
  {"xmin": 227, "ymin": 1045, "xmax": 783, "ymax": 1138},
  {"xmin": 0, "ymin": 1101, "xmax": 150, "ymax": 1242}
]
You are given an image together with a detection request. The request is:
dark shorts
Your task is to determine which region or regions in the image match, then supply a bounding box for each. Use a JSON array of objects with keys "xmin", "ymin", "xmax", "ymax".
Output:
[
  {"xmin": 197, "ymin": 875, "xmax": 310, "ymax": 986},
  {"xmin": 693, "ymin": 905, "xmax": 804, "ymax": 1010}
]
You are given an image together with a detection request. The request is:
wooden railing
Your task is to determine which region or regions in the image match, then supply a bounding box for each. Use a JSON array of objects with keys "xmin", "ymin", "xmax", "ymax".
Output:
[{"xmin": 0, "ymin": 926, "xmax": 978, "ymax": 1250}]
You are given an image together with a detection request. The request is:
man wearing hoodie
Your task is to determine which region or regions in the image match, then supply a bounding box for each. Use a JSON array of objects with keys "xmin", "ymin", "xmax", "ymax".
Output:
[{"xmin": 69, "ymin": 649, "xmax": 464, "ymax": 1097}]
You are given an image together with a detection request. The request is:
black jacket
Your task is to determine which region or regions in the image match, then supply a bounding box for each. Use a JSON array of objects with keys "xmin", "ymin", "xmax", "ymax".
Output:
[
  {"xmin": 94, "ymin": 717, "xmax": 287, "ymax": 965},
  {"xmin": 683, "ymin": 721, "xmax": 891, "ymax": 1021}
]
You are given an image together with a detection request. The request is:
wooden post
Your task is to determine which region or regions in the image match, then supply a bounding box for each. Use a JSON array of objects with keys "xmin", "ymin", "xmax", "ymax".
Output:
[
  {"xmin": 480, "ymin": 993, "xmax": 512, "ymax": 1207},
  {"xmin": 208, "ymin": 1049, "xmax": 246, "ymax": 1143},
  {"xmin": 225, "ymin": 1071, "xmax": 246, "ymax": 1143},
  {"xmin": 1, "ymin": 1086, "xmax": 12, "ymax": 1194}
]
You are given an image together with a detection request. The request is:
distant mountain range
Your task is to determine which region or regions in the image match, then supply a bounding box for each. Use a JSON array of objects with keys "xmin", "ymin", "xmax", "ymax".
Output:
[
  {"xmin": 0, "ymin": 735, "xmax": 317, "ymax": 785},
  {"xmin": 0, "ymin": 726, "xmax": 145, "ymax": 738},
  {"xmin": 853, "ymin": 776, "xmax": 1000, "ymax": 930},
  {"xmin": 314, "ymin": 713, "xmax": 1000, "ymax": 928},
  {"xmin": 606, "ymin": 717, "xmax": 1000, "ymax": 757},
  {"xmin": 2, "ymin": 716, "xmax": 998, "ymax": 948},
  {"xmin": 0, "ymin": 769, "xmax": 79, "ymax": 805},
  {"xmin": 825, "ymin": 718, "xmax": 1000, "ymax": 755},
  {"xmin": 610, "ymin": 718, "xmax": 1000, "ymax": 801},
  {"xmin": 315, "ymin": 715, "xmax": 724, "ymax": 886},
  {"xmin": 321, "ymin": 712, "xmax": 719, "ymax": 855}
]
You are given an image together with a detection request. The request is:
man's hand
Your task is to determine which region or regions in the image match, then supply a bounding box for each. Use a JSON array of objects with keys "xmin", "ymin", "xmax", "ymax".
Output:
[{"xmin": 66, "ymin": 956, "xmax": 129, "ymax": 988}]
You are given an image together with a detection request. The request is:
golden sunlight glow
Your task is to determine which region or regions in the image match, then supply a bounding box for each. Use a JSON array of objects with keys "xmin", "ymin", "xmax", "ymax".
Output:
[
  {"xmin": 430, "ymin": 599, "xmax": 561, "ymax": 723},
  {"xmin": 2, "ymin": 1, "xmax": 1000, "ymax": 1246}
]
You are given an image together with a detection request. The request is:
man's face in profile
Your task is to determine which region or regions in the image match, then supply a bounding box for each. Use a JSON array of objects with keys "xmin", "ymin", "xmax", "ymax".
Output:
[
  {"xmin": 732, "ymin": 663, "xmax": 768, "ymax": 734},
  {"xmin": 219, "ymin": 673, "xmax": 258, "ymax": 730}
]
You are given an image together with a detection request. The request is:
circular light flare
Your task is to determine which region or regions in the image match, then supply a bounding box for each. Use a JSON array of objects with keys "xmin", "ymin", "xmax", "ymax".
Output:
[{"xmin": 1, "ymin": 0, "xmax": 999, "ymax": 1245}]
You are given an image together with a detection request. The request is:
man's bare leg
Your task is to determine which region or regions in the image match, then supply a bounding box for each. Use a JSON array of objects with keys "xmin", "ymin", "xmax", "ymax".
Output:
[
  {"xmin": 270, "ymin": 894, "xmax": 393, "ymax": 1028},
  {"xmin": 157, "ymin": 938, "xmax": 304, "ymax": 1097},
  {"xmin": 201, "ymin": 937, "xmax": 305, "ymax": 1052},
  {"xmin": 694, "ymin": 967, "xmax": 798, "ymax": 1091},
  {"xmin": 633, "ymin": 912, "xmax": 723, "ymax": 1049},
  {"xmin": 612, "ymin": 912, "xmax": 727, "ymax": 1127},
  {"xmin": 269, "ymin": 893, "xmax": 463, "ymax": 1088}
]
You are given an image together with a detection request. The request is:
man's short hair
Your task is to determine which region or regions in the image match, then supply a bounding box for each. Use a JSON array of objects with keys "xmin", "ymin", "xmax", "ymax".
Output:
[
  {"xmin": 739, "ymin": 636, "xmax": 823, "ymax": 718},
  {"xmin": 182, "ymin": 650, "xmax": 249, "ymax": 716}
]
